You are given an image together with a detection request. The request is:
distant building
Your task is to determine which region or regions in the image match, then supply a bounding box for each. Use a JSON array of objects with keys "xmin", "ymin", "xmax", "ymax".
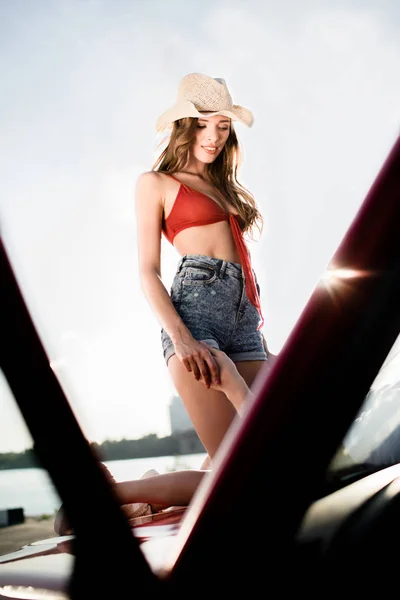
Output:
[
  {"xmin": 168, "ymin": 395, "xmax": 205, "ymax": 455},
  {"xmin": 169, "ymin": 395, "xmax": 194, "ymax": 433}
]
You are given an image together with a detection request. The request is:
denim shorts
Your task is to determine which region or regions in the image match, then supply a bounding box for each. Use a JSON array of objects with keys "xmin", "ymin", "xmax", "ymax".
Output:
[{"xmin": 161, "ymin": 254, "xmax": 267, "ymax": 364}]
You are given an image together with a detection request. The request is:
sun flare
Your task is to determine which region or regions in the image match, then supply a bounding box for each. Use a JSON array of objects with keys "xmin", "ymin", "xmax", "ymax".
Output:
[{"xmin": 321, "ymin": 268, "xmax": 361, "ymax": 282}]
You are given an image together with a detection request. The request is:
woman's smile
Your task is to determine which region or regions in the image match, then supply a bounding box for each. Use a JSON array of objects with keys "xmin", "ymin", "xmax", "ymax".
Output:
[{"xmin": 201, "ymin": 145, "xmax": 218, "ymax": 155}]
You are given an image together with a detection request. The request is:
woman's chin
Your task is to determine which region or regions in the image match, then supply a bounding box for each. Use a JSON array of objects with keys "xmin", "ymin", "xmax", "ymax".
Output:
[{"xmin": 197, "ymin": 154, "xmax": 218, "ymax": 165}]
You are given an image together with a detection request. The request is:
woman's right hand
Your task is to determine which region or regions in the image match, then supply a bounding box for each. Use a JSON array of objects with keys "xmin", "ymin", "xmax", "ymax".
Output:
[{"xmin": 174, "ymin": 337, "xmax": 221, "ymax": 388}]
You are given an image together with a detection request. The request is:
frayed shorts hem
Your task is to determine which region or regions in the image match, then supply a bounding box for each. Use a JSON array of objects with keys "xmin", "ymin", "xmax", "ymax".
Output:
[
  {"xmin": 163, "ymin": 338, "xmax": 218, "ymax": 366},
  {"xmin": 163, "ymin": 338, "xmax": 267, "ymax": 366},
  {"xmin": 228, "ymin": 351, "xmax": 267, "ymax": 362}
]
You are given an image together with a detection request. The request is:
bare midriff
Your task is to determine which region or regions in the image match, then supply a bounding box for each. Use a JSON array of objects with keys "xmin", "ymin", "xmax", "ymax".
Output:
[{"xmin": 172, "ymin": 220, "xmax": 242, "ymax": 264}]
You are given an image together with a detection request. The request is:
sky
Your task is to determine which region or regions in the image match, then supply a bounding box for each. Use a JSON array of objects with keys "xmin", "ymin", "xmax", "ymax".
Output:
[{"xmin": 0, "ymin": 0, "xmax": 399, "ymax": 453}]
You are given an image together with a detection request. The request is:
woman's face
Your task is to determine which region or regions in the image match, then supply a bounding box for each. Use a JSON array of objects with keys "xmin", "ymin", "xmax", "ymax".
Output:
[{"xmin": 191, "ymin": 115, "xmax": 231, "ymax": 164}]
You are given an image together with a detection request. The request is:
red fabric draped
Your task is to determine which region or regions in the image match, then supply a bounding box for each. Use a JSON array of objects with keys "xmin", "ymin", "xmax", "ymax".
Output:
[{"xmin": 229, "ymin": 214, "xmax": 264, "ymax": 330}]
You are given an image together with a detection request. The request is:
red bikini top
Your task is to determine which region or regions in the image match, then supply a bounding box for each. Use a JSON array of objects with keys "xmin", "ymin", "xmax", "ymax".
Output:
[{"xmin": 162, "ymin": 174, "xmax": 264, "ymax": 330}]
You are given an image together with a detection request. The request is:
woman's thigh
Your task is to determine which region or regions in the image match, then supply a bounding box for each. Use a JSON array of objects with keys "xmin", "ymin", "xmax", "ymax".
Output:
[
  {"xmin": 168, "ymin": 355, "xmax": 237, "ymax": 459},
  {"xmin": 235, "ymin": 360, "xmax": 267, "ymax": 388},
  {"xmin": 234, "ymin": 360, "xmax": 268, "ymax": 412}
]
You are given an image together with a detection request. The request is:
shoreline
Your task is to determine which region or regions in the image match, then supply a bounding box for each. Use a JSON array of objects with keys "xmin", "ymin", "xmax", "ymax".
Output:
[{"xmin": 0, "ymin": 516, "xmax": 57, "ymax": 556}]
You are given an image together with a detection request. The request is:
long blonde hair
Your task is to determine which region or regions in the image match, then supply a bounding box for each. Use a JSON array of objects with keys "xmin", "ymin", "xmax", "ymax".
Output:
[{"xmin": 152, "ymin": 118, "xmax": 263, "ymax": 238}]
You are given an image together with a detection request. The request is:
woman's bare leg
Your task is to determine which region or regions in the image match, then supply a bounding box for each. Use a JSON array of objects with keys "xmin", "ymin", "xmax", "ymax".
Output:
[
  {"xmin": 235, "ymin": 360, "xmax": 266, "ymax": 395},
  {"xmin": 168, "ymin": 355, "xmax": 237, "ymax": 459},
  {"xmin": 54, "ymin": 468, "xmax": 207, "ymax": 535},
  {"xmin": 116, "ymin": 469, "xmax": 206, "ymax": 507}
]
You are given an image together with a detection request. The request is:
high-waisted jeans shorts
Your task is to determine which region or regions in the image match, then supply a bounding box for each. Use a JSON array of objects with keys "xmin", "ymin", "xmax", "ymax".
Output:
[{"xmin": 161, "ymin": 254, "xmax": 267, "ymax": 365}]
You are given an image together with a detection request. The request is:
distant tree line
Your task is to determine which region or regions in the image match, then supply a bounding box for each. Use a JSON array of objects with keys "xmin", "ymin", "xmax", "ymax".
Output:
[
  {"xmin": 0, "ymin": 448, "xmax": 38, "ymax": 470},
  {"xmin": 0, "ymin": 431, "xmax": 205, "ymax": 470}
]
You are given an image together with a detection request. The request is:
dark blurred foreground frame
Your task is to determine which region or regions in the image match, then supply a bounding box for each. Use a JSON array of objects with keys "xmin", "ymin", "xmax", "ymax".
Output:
[
  {"xmin": 165, "ymin": 133, "xmax": 400, "ymax": 592},
  {"xmin": 1, "ymin": 133, "xmax": 399, "ymax": 597}
]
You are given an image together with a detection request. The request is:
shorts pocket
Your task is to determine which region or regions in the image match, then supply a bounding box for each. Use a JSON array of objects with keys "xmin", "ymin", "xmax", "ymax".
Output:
[{"xmin": 182, "ymin": 265, "xmax": 217, "ymax": 286}]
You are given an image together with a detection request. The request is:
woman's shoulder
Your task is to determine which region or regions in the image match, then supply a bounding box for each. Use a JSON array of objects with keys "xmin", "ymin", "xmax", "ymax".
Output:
[
  {"xmin": 135, "ymin": 170, "xmax": 164, "ymax": 200},
  {"xmin": 135, "ymin": 171, "xmax": 179, "ymax": 212},
  {"xmin": 136, "ymin": 170, "xmax": 176, "ymax": 192},
  {"xmin": 136, "ymin": 170, "xmax": 163, "ymax": 187}
]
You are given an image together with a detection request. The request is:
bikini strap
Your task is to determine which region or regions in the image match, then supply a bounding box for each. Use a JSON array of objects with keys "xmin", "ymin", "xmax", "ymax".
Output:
[{"xmin": 164, "ymin": 173, "xmax": 182, "ymax": 183}]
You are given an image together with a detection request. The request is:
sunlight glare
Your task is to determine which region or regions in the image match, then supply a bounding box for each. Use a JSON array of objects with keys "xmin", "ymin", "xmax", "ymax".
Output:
[
  {"xmin": 49, "ymin": 358, "xmax": 67, "ymax": 371},
  {"xmin": 322, "ymin": 268, "xmax": 361, "ymax": 281}
]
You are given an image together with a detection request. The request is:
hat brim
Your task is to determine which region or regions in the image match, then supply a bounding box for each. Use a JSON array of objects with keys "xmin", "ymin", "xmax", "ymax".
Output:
[{"xmin": 156, "ymin": 100, "xmax": 254, "ymax": 132}]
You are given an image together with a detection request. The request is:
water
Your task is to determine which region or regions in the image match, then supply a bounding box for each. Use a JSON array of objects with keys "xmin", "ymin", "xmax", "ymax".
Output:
[{"xmin": 0, "ymin": 453, "xmax": 207, "ymax": 517}]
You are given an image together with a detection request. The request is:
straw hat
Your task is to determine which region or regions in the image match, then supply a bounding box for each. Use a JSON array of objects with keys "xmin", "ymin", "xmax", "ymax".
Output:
[{"xmin": 156, "ymin": 73, "xmax": 254, "ymax": 132}]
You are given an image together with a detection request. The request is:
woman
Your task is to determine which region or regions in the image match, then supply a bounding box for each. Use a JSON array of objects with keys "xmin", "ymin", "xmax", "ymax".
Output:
[
  {"xmin": 135, "ymin": 73, "xmax": 274, "ymax": 462},
  {"xmin": 54, "ymin": 346, "xmax": 254, "ymax": 536}
]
